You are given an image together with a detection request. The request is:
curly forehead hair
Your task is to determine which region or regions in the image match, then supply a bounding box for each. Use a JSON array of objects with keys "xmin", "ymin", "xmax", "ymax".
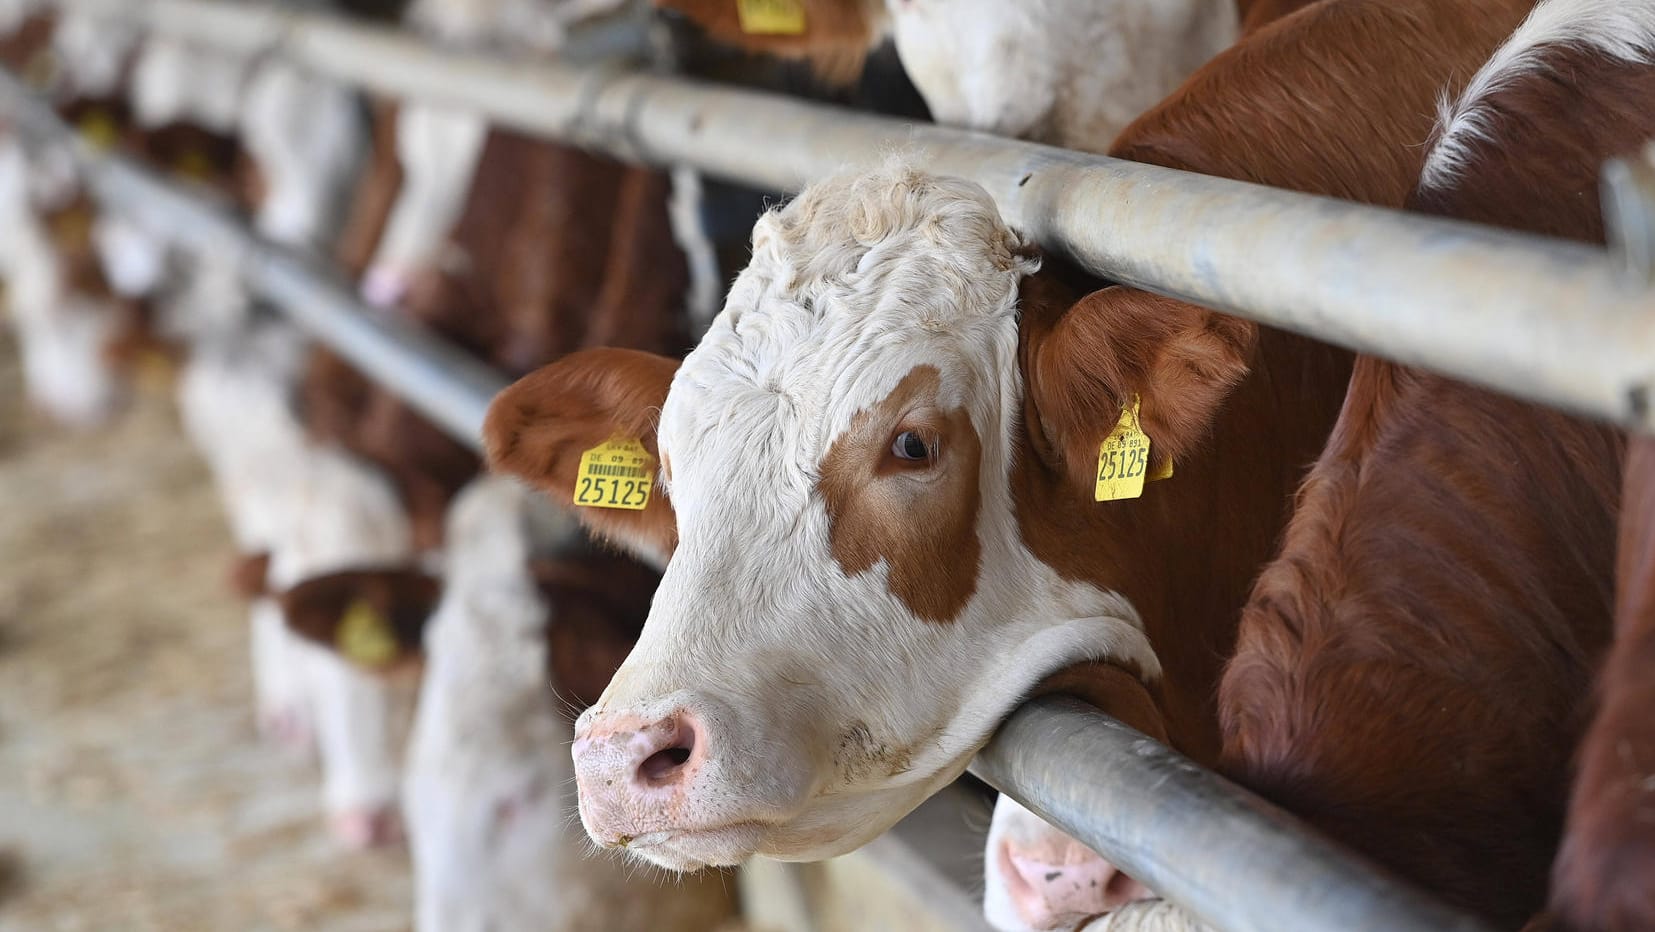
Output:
[{"xmin": 749, "ymin": 162, "xmax": 1039, "ymax": 311}]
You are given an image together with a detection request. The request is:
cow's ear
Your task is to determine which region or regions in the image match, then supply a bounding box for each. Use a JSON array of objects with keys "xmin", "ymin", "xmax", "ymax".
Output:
[
  {"xmin": 280, "ymin": 568, "xmax": 443, "ymax": 673},
  {"xmin": 530, "ymin": 553, "xmax": 658, "ymax": 711},
  {"xmin": 653, "ymin": 0, "xmax": 886, "ymax": 85},
  {"xmin": 485, "ymin": 348, "xmax": 680, "ymax": 567},
  {"xmin": 228, "ymin": 551, "xmax": 272, "ymax": 601},
  {"xmin": 1018, "ymin": 270, "xmax": 1256, "ymax": 493}
]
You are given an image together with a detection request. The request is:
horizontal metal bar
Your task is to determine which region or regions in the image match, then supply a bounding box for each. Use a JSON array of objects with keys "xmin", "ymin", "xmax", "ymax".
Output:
[
  {"xmin": 0, "ymin": 68, "xmax": 504, "ymax": 448},
  {"xmin": 970, "ymin": 698, "xmax": 1496, "ymax": 932},
  {"xmin": 48, "ymin": 0, "xmax": 1655, "ymax": 434}
]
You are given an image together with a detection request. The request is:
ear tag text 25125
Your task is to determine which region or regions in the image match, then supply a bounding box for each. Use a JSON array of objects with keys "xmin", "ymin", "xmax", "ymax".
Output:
[
  {"xmin": 575, "ymin": 438, "xmax": 654, "ymax": 511},
  {"xmin": 1095, "ymin": 396, "xmax": 1172, "ymax": 502},
  {"xmin": 737, "ymin": 0, "xmax": 807, "ymax": 35},
  {"xmin": 337, "ymin": 599, "xmax": 399, "ymax": 669}
]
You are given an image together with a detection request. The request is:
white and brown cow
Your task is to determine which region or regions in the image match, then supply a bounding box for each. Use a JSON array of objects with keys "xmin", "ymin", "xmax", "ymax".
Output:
[
  {"xmin": 656, "ymin": 0, "xmax": 1237, "ymax": 151},
  {"xmin": 481, "ymin": 0, "xmax": 1536, "ymax": 888}
]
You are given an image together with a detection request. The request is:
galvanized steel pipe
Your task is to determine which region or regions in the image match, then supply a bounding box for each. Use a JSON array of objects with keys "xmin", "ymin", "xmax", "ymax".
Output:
[{"xmin": 47, "ymin": 0, "xmax": 1655, "ymax": 433}]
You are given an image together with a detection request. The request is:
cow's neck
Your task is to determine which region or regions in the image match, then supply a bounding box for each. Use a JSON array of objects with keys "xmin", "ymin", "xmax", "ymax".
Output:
[{"xmin": 1014, "ymin": 323, "xmax": 1351, "ymax": 764}]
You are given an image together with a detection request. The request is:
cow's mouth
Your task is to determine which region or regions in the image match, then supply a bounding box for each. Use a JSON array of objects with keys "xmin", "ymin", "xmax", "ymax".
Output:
[{"xmin": 620, "ymin": 819, "xmax": 769, "ymax": 871}]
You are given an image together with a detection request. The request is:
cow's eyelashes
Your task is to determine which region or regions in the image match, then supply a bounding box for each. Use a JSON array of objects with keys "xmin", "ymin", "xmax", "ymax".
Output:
[{"xmin": 890, "ymin": 430, "xmax": 935, "ymax": 463}]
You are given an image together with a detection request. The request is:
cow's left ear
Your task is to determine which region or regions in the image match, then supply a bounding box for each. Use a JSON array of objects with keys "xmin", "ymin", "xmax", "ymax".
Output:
[
  {"xmin": 530, "ymin": 553, "xmax": 659, "ymax": 711},
  {"xmin": 280, "ymin": 568, "xmax": 443, "ymax": 672},
  {"xmin": 1017, "ymin": 269, "xmax": 1256, "ymax": 493}
]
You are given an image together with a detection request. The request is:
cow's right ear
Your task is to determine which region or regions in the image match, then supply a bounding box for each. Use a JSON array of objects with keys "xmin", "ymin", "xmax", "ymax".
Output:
[{"xmin": 485, "ymin": 348, "xmax": 681, "ymax": 567}]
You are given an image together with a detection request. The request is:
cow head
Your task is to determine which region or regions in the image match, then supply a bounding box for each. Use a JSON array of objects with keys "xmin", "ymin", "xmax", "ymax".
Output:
[
  {"xmin": 240, "ymin": 61, "xmax": 365, "ymax": 249},
  {"xmin": 400, "ymin": 477, "xmax": 662, "ymax": 927},
  {"xmin": 486, "ymin": 165, "xmax": 1260, "ymax": 870},
  {"xmin": 656, "ymin": 0, "xmax": 1236, "ymax": 146},
  {"xmin": 885, "ymin": 0, "xmax": 1236, "ymax": 143}
]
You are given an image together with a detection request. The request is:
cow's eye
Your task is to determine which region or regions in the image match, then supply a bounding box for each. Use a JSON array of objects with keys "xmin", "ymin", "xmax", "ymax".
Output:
[{"xmin": 891, "ymin": 431, "xmax": 932, "ymax": 461}]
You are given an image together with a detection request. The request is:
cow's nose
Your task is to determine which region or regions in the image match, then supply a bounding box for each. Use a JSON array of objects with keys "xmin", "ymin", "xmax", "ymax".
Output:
[
  {"xmin": 998, "ymin": 835, "xmax": 1152, "ymax": 929},
  {"xmin": 571, "ymin": 709, "xmax": 704, "ymax": 842}
]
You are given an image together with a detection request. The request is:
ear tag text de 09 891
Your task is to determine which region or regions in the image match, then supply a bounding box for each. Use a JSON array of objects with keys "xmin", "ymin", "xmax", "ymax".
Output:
[
  {"xmin": 574, "ymin": 438, "xmax": 654, "ymax": 511},
  {"xmin": 337, "ymin": 599, "xmax": 399, "ymax": 669},
  {"xmin": 737, "ymin": 0, "xmax": 807, "ymax": 35},
  {"xmin": 1095, "ymin": 396, "xmax": 1172, "ymax": 502}
]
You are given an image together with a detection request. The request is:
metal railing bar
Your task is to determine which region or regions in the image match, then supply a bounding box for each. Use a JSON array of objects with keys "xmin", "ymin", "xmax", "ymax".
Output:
[{"xmin": 44, "ymin": 0, "xmax": 1655, "ymax": 435}]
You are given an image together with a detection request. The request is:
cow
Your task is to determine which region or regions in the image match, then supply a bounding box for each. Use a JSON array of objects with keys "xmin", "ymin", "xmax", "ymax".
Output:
[
  {"xmin": 282, "ymin": 476, "xmax": 740, "ymax": 931},
  {"xmin": 981, "ymin": 1, "xmax": 1655, "ymax": 928},
  {"xmin": 480, "ymin": 0, "xmax": 1538, "ymax": 887},
  {"xmin": 654, "ymin": 0, "xmax": 1237, "ymax": 151}
]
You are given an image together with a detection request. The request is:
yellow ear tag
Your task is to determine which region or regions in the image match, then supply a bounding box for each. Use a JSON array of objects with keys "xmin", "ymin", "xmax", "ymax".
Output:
[
  {"xmin": 76, "ymin": 110, "xmax": 119, "ymax": 152},
  {"xmin": 737, "ymin": 0, "xmax": 807, "ymax": 35},
  {"xmin": 1094, "ymin": 396, "xmax": 1171, "ymax": 502},
  {"xmin": 336, "ymin": 599, "xmax": 399, "ymax": 668},
  {"xmin": 173, "ymin": 149, "xmax": 215, "ymax": 182},
  {"xmin": 574, "ymin": 438, "xmax": 654, "ymax": 511}
]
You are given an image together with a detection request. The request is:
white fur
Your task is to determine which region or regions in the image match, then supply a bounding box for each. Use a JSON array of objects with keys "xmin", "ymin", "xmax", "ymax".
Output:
[
  {"xmin": 268, "ymin": 445, "xmax": 415, "ymax": 817},
  {"xmin": 0, "ymin": 139, "xmax": 125, "ymax": 426},
  {"xmin": 177, "ymin": 318, "xmax": 314, "ymax": 739},
  {"xmin": 572, "ymin": 166, "xmax": 1161, "ymax": 870},
  {"xmin": 885, "ymin": 0, "xmax": 1236, "ymax": 148},
  {"xmin": 91, "ymin": 212, "xmax": 169, "ymax": 298},
  {"xmin": 130, "ymin": 35, "xmax": 251, "ymax": 133},
  {"xmin": 0, "ymin": 0, "xmax": 38, "ymax": 35},
  {"xmin": 405, "ymin": 477, "xmax": 724, "ymax": 931},
  {"xmin": 1421, "ymin": 0, "xmax": 1655, "ymax": 189},
  {"xmin": 51, "ymin": 10, "xmax": 139, "ymax": 98},
  {"xmin": 363, "ymin": 102, "xmax": 487, "ymax": 305},
  {"xmin": 240, "ymin": 61, "xmax": 366, "ymax": 249}
]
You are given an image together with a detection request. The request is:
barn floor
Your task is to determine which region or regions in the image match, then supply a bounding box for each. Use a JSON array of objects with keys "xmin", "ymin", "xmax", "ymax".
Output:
[{"xmin": 0, "ymin": 337, "xmax": 414, "ymax": 932}]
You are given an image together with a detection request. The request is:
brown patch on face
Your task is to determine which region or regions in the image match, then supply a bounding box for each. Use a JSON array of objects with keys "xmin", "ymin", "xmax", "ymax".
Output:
[{"xmin": 818, "ymin": 365, "xmax": 981, "ymax": 623}]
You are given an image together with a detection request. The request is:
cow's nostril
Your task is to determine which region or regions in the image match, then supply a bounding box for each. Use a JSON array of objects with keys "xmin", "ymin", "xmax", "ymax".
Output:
[{"xmin": 638, "ymin": 719, "xmax": 696, "ymax": 784}]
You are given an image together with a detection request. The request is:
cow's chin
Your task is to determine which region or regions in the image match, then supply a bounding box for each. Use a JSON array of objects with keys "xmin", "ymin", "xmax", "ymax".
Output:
[{"xmin": 622, "ymin": 770, "xmax": 964, "ymax": 872}]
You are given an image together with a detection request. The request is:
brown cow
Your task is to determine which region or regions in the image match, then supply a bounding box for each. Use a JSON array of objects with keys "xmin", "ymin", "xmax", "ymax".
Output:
[{"xmin": 1001, "ymin": 1, "xmax": 1653, "ymax": 929}]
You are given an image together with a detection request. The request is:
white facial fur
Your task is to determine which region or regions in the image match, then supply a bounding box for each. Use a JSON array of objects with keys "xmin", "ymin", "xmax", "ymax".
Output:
[
  {"xmin": 577, "ymin": 166, "xmax": 1158, "ymax": 869},
  {"xmin": 406, "ymin": 477, "xmax": 731, "ymax": 931},
  {"xmin": 362, "ymin": 102, "xmax": 487, "ymax": 307},
  {"xmin": 130, "ymin": 36, "xmax": 250, "ymax": 134},
  {"xmin": 240, "ymin": 61, "xmax": 366, "ymax": 249},
  {"xmin": 885, "ymin": 0, "xmax": 1236, "ymax": 148},
  {"xmin": 265, "ymin": 446, "xmax": 415, "ymax": 818},
  {"xmin": 0, "ymin": 141, "xmax": 125, "ymax": 427},
  {"xmin": 177, "ymin": 318, "xmax": 316, "ymax": 747},
  {"xmin": 51, "ymin": 10, "xmax": 140, "ymax": 98},
  {"xmin": 405, "ymin": 478, "xmax": 589, "ymax": 930}
]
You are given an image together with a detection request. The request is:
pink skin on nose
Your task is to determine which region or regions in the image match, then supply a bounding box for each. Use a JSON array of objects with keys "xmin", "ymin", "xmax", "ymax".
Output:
[
  {"xmin": 998, "ymin": 835, "xmax": 1153, "ymax": 930},
  {"xmin": 330, "ymin": 806, "xmax": 403, "ymax": 850},
  {"xmin": 359, "ymin": 264, "xmax": 410, "ymax": 310},
  {"xmin": 571, "ymin": 710, "xmax": 705, "ymax": 845}
]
